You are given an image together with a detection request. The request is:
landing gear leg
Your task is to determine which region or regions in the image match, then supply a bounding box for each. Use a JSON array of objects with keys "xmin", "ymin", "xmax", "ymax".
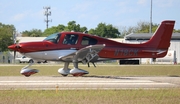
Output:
[
  {"xmin": 20, "ymin": 61, "xmax": 39, "ymax": 77},
  {"xmin": 58, "ymin": 62, "xmax": 70, "ymax": 76},
  {"xmin": 70, "ymin": 62, "xmax": 89, "ymax": 76}
]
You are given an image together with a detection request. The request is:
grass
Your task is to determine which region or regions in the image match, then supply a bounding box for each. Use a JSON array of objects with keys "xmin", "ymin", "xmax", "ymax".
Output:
[
  {"xmin": 0, "ymin": 64, "xmax": 180, "ymax": 104},
  {"xmin": 0, "ymin": 64, "xmax": 180, "ymax": 76},
  {"xmin": 0, "ymin": 89, "xmax": 180, "ymax": 104}
]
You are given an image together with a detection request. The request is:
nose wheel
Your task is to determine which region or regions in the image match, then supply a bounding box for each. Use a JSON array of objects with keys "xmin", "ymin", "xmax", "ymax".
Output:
[
  {"xmin": 20, "ymin": 61, "xmax": 39, "ymax": 77},
  {"xmin": 25, "ymin": 75, "xmax": 30, "ymax": 77},
  {"xmin": 61, "ymin": 74, "xmax": 68, "ymax": 77}
]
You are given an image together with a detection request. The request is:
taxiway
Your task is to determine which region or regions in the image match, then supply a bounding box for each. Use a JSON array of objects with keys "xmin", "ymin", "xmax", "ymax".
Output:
[{"xmin": 0, "ymin": 76, "xmax": 179, "ymax": 90}]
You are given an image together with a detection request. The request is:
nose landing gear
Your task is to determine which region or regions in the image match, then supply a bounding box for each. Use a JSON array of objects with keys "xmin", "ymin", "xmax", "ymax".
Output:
[{"xmin": 20, "ymin": 62, "xmax": 39, "ymax": 77}]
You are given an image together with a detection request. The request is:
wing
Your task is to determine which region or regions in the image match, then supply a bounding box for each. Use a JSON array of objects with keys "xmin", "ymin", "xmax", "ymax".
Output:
[{"xmin": 59, "ymin": 44, "xmax": 105, "ymax": 63}]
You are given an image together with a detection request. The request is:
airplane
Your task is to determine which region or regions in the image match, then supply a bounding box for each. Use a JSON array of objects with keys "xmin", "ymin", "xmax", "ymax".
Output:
[{"xmin": 8, "ymin": 20, "xmax": 175, "ymax": 77}]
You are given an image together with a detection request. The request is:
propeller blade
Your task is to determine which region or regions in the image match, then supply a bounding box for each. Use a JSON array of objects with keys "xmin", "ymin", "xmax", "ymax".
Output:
[{"xmin": 14, "ymin": 51, "xmax": 16, "ymax": 63}]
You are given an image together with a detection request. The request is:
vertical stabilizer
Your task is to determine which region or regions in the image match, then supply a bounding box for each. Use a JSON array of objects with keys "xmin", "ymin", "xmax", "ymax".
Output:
[{"xmin": 145, "ymin": 20, "xmax": 175, "ymax": 49}]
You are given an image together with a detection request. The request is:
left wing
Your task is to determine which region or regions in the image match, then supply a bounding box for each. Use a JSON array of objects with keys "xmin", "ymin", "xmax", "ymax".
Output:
[{"xmin": 59, "ymin": 44, "xmax": 105, "ymax": 63}]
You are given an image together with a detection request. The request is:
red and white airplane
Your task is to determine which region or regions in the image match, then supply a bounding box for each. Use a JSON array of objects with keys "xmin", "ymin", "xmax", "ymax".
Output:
[{"xmin": 8, "ymin": 20, "xmax": 175, "ymax": 77}]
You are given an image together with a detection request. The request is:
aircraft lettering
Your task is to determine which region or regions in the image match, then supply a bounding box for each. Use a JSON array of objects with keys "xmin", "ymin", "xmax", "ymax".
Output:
[{"xmin": 114, "ymin": 49, "xmax": 139, "ymax": 56}]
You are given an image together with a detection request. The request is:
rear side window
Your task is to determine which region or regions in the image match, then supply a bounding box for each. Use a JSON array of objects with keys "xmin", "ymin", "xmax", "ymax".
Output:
[{"xmin": 81, "ymin": 36, "xmax": 97, "ymax": 45}]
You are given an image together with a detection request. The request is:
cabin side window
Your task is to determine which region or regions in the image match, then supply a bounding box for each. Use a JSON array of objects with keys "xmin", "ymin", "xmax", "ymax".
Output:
[
  {"xmin": 63, "ymin": 34, "xmax": 79, "ymax": 45},
  {"xmin": 81, "ymin": 36, "xmax": 97, "ymax": 45}
]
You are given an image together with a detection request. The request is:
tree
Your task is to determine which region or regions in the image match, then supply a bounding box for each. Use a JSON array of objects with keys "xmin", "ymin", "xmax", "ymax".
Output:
[
  {"xmin": 80, "ymin": 26, "xmax": 87, "ymax": 32},
  {"xmin": 57, "ymin": 24, "xmax": 66, "ymax": 31},
  {"xmin": 89, "ymin": 23, "xmax": 120, "ymax": 38},
  {"xmin": 22, "ymin": 29, "xmax": 43, "ymax": 37},
  {"xmin": 66, "ymin": 21, "xmax": 79, "ymax": 31},
  {"xmin": 66, "ymin": 21, "xmax": 87, "ymax": 32},
  {"xmin": 42, "ymin": 24, "xmax": 65, "ymax": 36},
  {"xmin": 106, "ymin": 24, "xmax": 120, "ymax": 38},
  {"xmin": 174, "ymin": 29, "xmax": 180, "ymax": 33},
  {"xmin": 88, "ymin": 29, "xmax": 96, "ymax": 35},
  {"xmin": 120, "ymin": 21, "xmax": 159, "ymax": 37},
  {"xmin": 42, "ymin": 21, "xmax": 88, "ymax": 36},
  {"xmin": 135, "ymin": 21, "xmax": 158, "ymax": 33},
  {"xmin": 0, "ymin": 23, "xmax": 15, "ymax": 52}
]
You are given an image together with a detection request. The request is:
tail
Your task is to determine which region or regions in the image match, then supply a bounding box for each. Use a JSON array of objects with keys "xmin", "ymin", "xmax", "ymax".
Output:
[{"xmin": 144, "ymin": 20, "xmax": 175, "ymax": 49}]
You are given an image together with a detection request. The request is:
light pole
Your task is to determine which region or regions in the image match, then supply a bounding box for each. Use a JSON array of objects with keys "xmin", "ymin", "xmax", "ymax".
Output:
[
  {"xmin": 43, "ymin": 6, "xmax": 52, "ymax": 29},
  {"xmin": 149, "ymin": 0, "xmax": 152, "ymax": 33}
]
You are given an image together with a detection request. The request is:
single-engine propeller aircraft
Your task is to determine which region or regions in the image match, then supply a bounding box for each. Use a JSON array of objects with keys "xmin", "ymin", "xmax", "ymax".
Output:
[{"xmin": 8, "ymin": 20, "xmax": 175, "ymax": 77}]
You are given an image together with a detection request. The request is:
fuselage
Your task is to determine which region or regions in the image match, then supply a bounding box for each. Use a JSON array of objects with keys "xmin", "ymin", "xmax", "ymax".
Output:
[{"xmin": 8, "ymin": 31, "xmax": 168, "ymax": 62}]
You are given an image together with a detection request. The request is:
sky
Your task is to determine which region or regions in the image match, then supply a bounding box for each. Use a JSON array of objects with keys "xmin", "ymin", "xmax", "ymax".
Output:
[{"xmin": 0, "ymin": 0, "xmax": 180, "ymax": 33}]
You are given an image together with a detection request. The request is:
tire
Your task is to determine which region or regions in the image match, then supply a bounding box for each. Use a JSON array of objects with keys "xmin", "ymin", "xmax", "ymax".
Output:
[
  {"xmin": 43, "ymin": 60, "xmax": 47, "ymax": 63},
  {"xmin": 61, "ymin": 74, "xmax": 68, "ymax": 77},
  {"xmin": 37, "ymin": 61, "xmax": 41, "ymax": 64},
  {"xmin": 29, "ymin": 59, "xmax": 34, "ymax": 63}
]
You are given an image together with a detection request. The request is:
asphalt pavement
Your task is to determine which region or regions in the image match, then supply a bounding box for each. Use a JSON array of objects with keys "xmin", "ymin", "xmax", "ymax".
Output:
[{"xmin": 0, "ymin": 76, "xmax": 179, "ymax": 90}]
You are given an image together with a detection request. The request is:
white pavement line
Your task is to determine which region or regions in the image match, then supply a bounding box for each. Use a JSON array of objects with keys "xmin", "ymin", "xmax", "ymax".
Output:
[
  {"xmin": 0, "ymin": 82, "xmax": 174, "ymax": 86},
  {"xmin": 0, "ymin": 77, "xmax": 178, "ymax": 89},
  {"xmin": 0, "ymin": 80, "xmax": 154, "ymax": 83}
]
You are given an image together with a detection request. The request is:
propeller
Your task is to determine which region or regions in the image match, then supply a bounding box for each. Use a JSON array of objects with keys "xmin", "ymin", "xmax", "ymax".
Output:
[
  {"xmin": 12, "ymin": 32, "xmax": 19, "ymax": 63},
  {"xmin": 13, "ymin": 43, "xmax": 21, "ymax": 63}
]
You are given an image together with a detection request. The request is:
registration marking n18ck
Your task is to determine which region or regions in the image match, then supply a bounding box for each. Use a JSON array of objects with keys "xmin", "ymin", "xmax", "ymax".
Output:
[{"xmin": 114, "ymin": 49, "xmax": 139, "ymax": 56}]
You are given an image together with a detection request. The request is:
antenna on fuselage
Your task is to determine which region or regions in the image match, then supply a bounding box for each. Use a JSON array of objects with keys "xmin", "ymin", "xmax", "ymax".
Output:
[{"xmin": 83, "ymin": 30, "xmax": 88, "ymax": 33}]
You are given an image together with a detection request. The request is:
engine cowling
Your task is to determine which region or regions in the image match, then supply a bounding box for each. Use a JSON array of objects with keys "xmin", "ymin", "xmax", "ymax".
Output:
[{"xmin": 20, "ymin": 68, "xmax": 39, "ymax": 77}]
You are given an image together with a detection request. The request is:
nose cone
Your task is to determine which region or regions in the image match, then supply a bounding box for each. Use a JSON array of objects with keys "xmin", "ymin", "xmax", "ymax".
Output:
[
  {"xmin": 8, "ymin": 44, "xmax": 20, "ymax": 51},
  {"xmin": 8, "ymin": 44, "xmax": 16, "ymax": 50}
]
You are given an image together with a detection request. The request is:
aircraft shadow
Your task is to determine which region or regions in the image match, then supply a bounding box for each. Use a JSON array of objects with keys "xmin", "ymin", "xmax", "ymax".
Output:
[
  {"xmin": 52, "ymin": 75, "xmax": 132, "ymax": 80},
  {"xmin": 82, "ymin": 75, "xmax": 133, "ymax": 80}
]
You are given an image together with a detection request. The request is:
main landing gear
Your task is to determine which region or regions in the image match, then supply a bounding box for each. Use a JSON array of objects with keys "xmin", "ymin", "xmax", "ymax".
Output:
[{"xmin": 58, "ymin": 62, "xmax": 89, "ymax": 77}]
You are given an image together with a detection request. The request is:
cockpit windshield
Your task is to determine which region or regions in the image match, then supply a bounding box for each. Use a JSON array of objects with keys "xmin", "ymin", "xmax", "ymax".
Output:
[{"xmin": 43, "ymin": 33, "xmax": 61, "ymax": 43}]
